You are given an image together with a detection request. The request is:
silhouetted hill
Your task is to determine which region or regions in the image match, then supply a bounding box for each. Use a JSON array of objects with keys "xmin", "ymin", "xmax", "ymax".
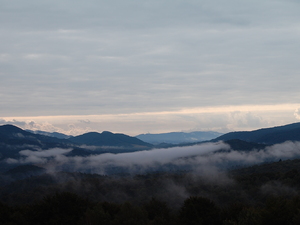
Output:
[
  {"xmin": 4, "ymin": 164, "xmax": 46, "ymax": 180},
  {"xmin": 224, "ymin": 139, "xmax": 267, "ymax": 151},
  {"xmin": 0, "ymin": 165, "xmax": 46, "ymax": 182},
  {"xmin": 0, "ymin": 124, "xmax": 33, "ymax": 142},
  {"xmin": 0, "ymin": 124, "xmax": 73, "ymax": 159},
  {"xmin": 0, "ymin": 125, "xmax": 153, "ymax": 164},
  {"xmin": 231, "ymin": 158, "xmax": 300, "ymax": 176},
  {"xmin": 2, "ymin": 158, "xmax": 300, "ymax": 208},
  {"xmin": 136, "ymin": 131, "xmax": 223, "ymax": 144},
  {"xmin": 214, "ymin": 122, "xmax": 300, "ymax": 144},
  {"xmin": 70, "ymin": 131, "xmax": 153, "ymax": 149},
  {"xmin": 0, "ymin": 125, "xmax": 71, "ymax": 145},
  {"xmin": 26, "ymin": 130, "xmax": 73, "ymax": 139}
]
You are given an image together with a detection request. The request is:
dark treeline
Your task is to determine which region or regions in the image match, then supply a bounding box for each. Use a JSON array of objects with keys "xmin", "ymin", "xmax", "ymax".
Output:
[
  {"xmin": 2, "ymin": 192, "xmax": 300, "ymax": 225},
  {"xmin": 1, "ymin": 159, "xmax": 300, "ymax": 224}
]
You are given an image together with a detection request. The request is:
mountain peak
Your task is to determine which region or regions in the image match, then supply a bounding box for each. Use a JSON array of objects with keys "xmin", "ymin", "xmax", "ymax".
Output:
[
  {"xmin": 69, "ymin": 131, "xmax": 152, "ymax": 148},
  {"xmin": 0, "ymin": 124, "xmax": 24, "ymax": 132},
  {"xmin": 0, "ymin": 124, "xmax": 31, "ymax": 138},
  {"xmin": 102, "ymin": 131, "xmax": 113, "ymax": 134}
]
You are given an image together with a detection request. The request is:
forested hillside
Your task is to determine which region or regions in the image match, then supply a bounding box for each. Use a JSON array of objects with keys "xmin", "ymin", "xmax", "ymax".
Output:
[{"xmin": 1, "ymin": 158, "xmax": 300, "ymax": 224}]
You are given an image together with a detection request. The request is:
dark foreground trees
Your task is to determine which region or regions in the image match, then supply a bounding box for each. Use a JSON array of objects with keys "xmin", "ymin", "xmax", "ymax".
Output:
[
  {"xmin": 179, "ymin": 196, "xmax": 221, "ymax": 225},
  {"xmin": 2, "ymin": 192, "xmax": 300, "ymax": 225}
]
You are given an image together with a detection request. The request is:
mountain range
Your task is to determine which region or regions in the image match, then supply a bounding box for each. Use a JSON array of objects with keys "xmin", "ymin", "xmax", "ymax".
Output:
[
  {"xmin": 136, "ymin": 131, "xmax": 222, "ymax": 144},
  {"xmin": 26, "ymin": 129, "xmax": 72, "ymax": 139},
  {"xmin": 1, "ymin": 122, "xmax": 300, "ymax": 159},
  {"xmin": 1, "ymin": 122, "xmax": 300, "ymax": 175},
  {"xmin": 0, "ymin": 124, "xmax": 71, "ymax": 159},
  {"xmin": 25, "ymin": 129, "xmax": 223, "ymax": 145},
  {"xmin": 214, "ymin": 122, "xmax": 300, "ymax": 144},
  {"xmin": 0, "ymin": 125, "xmax": 152, "ymax": 162},
  {"xmin": 2, "ymin": 122, "xmax": 300, "ymax": 224}
]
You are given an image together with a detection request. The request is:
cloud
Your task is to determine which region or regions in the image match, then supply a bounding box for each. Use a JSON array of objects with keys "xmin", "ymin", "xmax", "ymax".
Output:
[
  {"xmin": 85, "ymin": 142, "xmax": 229, "ymax": 166},
  {"xmin": 1, "ymin": 103, "xmax": 299, "ymax": 136},
  {"xmin": 0, "ymin": 118, "xmax": 92, "ymax": 136},
  {"xmin": 261, "ymin": 181, "xmax": 298, "ymax": 197},
  {"xmin": 78, "ymin": 119, "xmax": 91, "ymax": 124},
  {"xmin": 227, "ymin": 111, "xmax": 265, "ymax": 129},
  {"xmin": 9, "ymin": 141, "xmax": 300, "ymax": 177},
  {"xmin": 19, "ymin": 148, "xmax": 72, "ymax": 158},
  {"xmin": 294, "ymin": 108, "xmax": 300, "ymax": 120},
  {"xmin": 6, "ymin": 142, "xmax": 228, "ymax": 172},
  {"xmin": 0, "ymin": 119, "xmax": 57, "ymax": 131},
  {"xmin": 1, "ymin": 0, "xmax": 300, "ymax": 123},
  {"xmin": 0, "ymin": 119, "xmax": 27, "ymax": 127},
  {"xmin": 7, "ymin": 148, "xmax": 72, "ymax": 164}
]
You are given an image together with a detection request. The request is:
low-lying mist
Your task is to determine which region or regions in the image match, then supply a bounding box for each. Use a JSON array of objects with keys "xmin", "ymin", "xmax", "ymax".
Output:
[
  {"xmin": 2, "ymin": 141, "xmax": 300, "ymax": 208},
  {"xmin": 6, "ymin": 141, "xmax": 300, "ymax": 178}
]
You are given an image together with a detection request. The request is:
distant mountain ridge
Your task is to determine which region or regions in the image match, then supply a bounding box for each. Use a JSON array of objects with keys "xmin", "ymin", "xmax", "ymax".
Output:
[
  {"xmin": 2, "ymin": 122, "xmax": 300, "ymax": 163},
  {"xmin": 25, "ymin": 130, "xmax": 73, "ymax": 139},
  {"xmin": 0, "ymin": 125, "xmax": 72, "ymax": 146},
  {"xmin": 0, "ymin": 125, "xmax": 153, "ymax": 162},
  {"xmin": 2, "ymin": 122, "xmax": 300, "ymax": 178},
  {"xmin": 223, "ymin": 139, "xmax": 267, "ymax": 151},
  {"xmin": 69, "ymin": 131, "xmax": 153, "ymax": 148},
  {"xmin": 0, "ymin": 124, "xmax": 73, "ymax": 159},
  {"xmin": 136, "ymin": 131, "xmax": 223, "ymax": 144},
  {"xmin": 214, "ymin": 122, "xmax": 300, "ymax": 144}
]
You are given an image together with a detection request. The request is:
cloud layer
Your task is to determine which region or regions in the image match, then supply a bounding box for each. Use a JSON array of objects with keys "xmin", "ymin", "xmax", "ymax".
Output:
[
  {"xmin": 1, "ymin": 103, "xmax": 299, "ymax": 135},
  {"xmin": 7, "ymin": 141, "xmax": 300, "ymax": 176},
  {"xmin": 1, "ymin": 0, "xmax": 300, "ymax": 136},
  {"xmin": 1, "ymin": 1, "xmax": 300, "ymax": 120}
]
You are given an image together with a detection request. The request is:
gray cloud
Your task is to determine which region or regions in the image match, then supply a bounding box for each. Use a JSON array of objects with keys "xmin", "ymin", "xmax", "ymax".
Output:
[
  {"xmin": 0, "ymin": 119, "xmax": 27, "ymax": 127},
  {"xmin": 19, "ymin": 148, "xmax": 72, "ymax": 158},
  {"xmin": 78, "ymin": 119, "xmax": 91, "ymax": 124},
  {"xmin": 1, "ymin": 0, "xmax": 300, "ymax": 120},
  {"xmin": 8, "ymin": 141, "xmax": 300, "ymax": 177},
  {"xmin": 294, "ymin": 108, "xmax": 300, "ymax": 119},
  {"xmin": 6, "ymin": 148, "xmax": 73, "ymax": 164},
  {"xmin": 261, "ymin": 181, "xmax": 298, "ymax": 197},
  {"xmin": 0, "ymin": 118, "xmax": 92, "ymax": 135}
]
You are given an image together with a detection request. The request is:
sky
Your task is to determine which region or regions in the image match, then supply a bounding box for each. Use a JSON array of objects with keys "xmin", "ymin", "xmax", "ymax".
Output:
[{"xmin": 1, "ymin": 0, "xmax": 300, "ymax": 135}]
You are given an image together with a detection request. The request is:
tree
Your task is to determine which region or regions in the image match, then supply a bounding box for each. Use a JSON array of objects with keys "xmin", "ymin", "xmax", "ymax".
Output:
[
  {"xmin": 179, "ymin": 196, "xmax": 221, "ymax": 225},
  {"xmin": 143, "ymin": 198, "xmax": 172, "ymax": 224},
  {"xmin": 28, "ymin": 192, "xmax": 90, "ymax": 225}
]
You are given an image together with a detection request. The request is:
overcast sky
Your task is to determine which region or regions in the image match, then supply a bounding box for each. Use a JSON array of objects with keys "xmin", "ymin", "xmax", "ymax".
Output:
[{"xmin": 1, "ymin": 0, "xmax": 300, "ymax": 135}]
